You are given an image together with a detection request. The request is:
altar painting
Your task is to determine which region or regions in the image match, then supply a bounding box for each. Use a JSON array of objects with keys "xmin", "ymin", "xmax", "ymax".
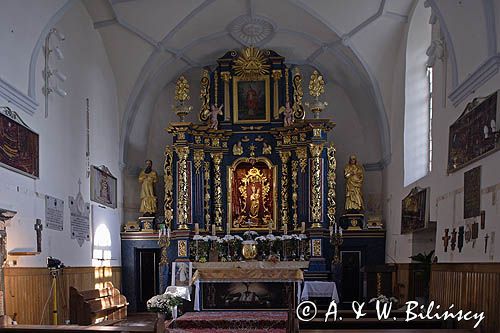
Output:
[
  {"xmin": 233, "ymin": 76, "xmax": 270, "ymax": 123},
  {"xmin": 228, "ymin": 158, "xmax": 277, "ymax": 231},
  {"xmin": 202, "ymin": 282, "xmax": 290, "ymax": 310}
]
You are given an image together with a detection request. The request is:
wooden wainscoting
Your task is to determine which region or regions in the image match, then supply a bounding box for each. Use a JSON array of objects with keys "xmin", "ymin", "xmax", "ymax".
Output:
[
  {"xmin": 4, "ymin": 266, "xmax": 121, "ymax": 325},
  {"xmin": 430, "ymin": 263, "xmax": 500, "ymax": 332}
]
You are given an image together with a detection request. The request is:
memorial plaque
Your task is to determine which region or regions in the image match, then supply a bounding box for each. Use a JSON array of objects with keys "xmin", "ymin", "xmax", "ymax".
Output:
[
  {"xmin": 69, "ymin": 193, "xmax": 90, "ymax": 247},
  {"xmin": 464, "ymin": 166, "xmax": 481, "ymax": 219},
  {"xmin": 45, "ymin": 195, "xmax": 64, "ymax": 231}
]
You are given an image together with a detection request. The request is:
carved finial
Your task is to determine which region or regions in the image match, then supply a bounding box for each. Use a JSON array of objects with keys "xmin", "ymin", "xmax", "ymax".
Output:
[{"xmin": 308, "ymin": 70, "xmax": 325, "ymax": 98}]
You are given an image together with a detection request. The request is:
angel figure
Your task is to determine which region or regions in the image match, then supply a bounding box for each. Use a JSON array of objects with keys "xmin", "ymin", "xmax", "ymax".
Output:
[
  {"xmin": 279, "ymin": 101, "xmax": 294, "ymax": 127},
  {"xmin": 208, "ymin": 104, "xmax": 223, "ymax": 130}
]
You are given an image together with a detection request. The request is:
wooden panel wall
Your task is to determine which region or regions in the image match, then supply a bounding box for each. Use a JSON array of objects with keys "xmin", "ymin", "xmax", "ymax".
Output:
[
  {"xmin": 4, "ymin": 266, "xmax": 121, "ymax": 325},
  {"xmin": 430, "ymin": 263, "xmax": 500, "ymax": 332}
]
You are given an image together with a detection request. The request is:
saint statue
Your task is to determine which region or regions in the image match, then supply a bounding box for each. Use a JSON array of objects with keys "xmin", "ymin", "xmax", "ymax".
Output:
[
  {"xmin": 344, "ymin": 155, "xmax": 364, "ymax": 212},
  {"xmin": 139, "ymin": 159, "xmax": 158, "ymax": 215},
  {"xmin": 208, "ymin": 104, "xmax": 223, "ymax": 130},
  {"xmin": 249, "ymin": 184, "xmax": 260, "ymax": 218}
]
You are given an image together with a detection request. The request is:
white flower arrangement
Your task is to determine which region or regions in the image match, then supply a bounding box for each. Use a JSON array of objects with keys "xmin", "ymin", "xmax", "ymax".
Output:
[
  {"xmin": 207, "ymin": 235, "xmax": 219, "ymax": 241},
  {"xmin": 281, "ymin": 234, "xmax": 292, "ymax": 240},
  {"xmin": 233, "ymin": 235, "xmax": 243, "ymax": 241},
  {"xmin": 222, "ymin": 234, "xmax": 235, "ymax": 241},
  {"xmin": 146, "ymin": 293, "xmax": 182, "ymax": 313},
  {"xmin": 266, "ymin": 234, "xmax": 276, "ymax": 241},
  {"xmin": 193, "ymin": 235, "xmax": 203, "ymax": 241},
  {"xmin": 243, "ymin": 230, "xmax": 259, "ymax": 240},
  {"xmin": 298, "ymin": 234, "xmax": 308, "ymax": 240},
  {"xmin": 255, "ymin": 236, "xmax": 266, "ymax": 242}
]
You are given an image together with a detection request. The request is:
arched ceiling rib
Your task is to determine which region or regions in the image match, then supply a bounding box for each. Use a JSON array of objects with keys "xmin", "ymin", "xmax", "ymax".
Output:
[{"xmin": 82, "ymin": 0, "xmax": 416, "ymax": 169}]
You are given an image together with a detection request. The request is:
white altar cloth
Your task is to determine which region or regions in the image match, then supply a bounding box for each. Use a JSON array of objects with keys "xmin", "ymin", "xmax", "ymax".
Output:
[{"xmin": 300, "ymin": 281, "xmax": 339, "ymax": 302}]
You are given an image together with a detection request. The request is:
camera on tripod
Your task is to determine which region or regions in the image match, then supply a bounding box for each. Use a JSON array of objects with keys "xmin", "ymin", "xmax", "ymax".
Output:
[{"xmin": 47, "ymin": 256, "xmax": 65, "ymax": 269}]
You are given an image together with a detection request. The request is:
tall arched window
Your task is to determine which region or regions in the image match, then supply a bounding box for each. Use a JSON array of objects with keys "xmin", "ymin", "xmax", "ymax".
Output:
[{"xmin": 404, "ymin": 1, "xmax": 432, "ymax": 186}]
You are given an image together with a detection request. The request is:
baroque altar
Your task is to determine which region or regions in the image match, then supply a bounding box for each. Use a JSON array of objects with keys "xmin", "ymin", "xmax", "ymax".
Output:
[{"xmin": 164, "ymin": 48, "xmax": 337, "ymax": 269}]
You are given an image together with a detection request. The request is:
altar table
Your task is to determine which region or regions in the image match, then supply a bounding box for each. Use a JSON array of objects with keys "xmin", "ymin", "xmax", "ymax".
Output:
[
  {"xmin": 191, "ymin": 261, "xmax": 308, "ymax": 311},
  {"xmin": 300, "ymin": 281, "xmax": 339, "ymax": 302}
]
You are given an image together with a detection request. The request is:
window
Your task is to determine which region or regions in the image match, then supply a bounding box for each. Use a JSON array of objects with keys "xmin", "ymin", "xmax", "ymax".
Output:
[{"xmin": 403, "ymin": 1, "xmax": 432, "ymax": 186}]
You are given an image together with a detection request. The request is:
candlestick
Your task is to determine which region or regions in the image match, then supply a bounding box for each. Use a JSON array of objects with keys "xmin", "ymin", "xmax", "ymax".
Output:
[
  {"xmin": 227, "ymin": 222, "xmax": 231, "ymax": 235},
  {"xmin": 301, "ymin": 221, "xmax": 306, "ymax": 234},
  {"xmin": 283, "ymin": 224, "xmax": 288, "ymax": 235},
  {"xmin": 194, "ymin": 223, "xmax": 199, "ymax": 235},
  {"xmin": 329, "ymin": 225, "xmax": 333, "ymax": 237},
  {"xmin": 212, "ymin": 224, "xmax": 216, "ymax": 236},
  {"xmin": 268, "ymin": 221, "xmax": 273, "ymax": 234}
]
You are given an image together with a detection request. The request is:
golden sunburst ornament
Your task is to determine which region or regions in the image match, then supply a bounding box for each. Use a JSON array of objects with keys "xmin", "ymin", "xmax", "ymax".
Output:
[{"xmin": 233, "ymin": 47, "xmax": 270, "ymax": 80}]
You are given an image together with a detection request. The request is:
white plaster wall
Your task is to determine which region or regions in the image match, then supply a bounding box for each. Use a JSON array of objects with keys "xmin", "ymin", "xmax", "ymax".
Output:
[
  {"xmin": 0, "ymin": 0, "xmax": 66, "ymax": 93},
  {"xmin": 385, "ymin": 3, "xmax": 500, "ymax": 263},
  {"xmin": 0, "ymin": 2, "xmax": 122, "ymax": 267}
]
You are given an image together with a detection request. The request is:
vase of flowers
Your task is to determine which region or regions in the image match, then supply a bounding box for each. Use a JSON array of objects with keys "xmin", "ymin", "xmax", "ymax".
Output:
[{"xmin": 146, "ymin": 293, "xmax": 182, "ymax": 325}]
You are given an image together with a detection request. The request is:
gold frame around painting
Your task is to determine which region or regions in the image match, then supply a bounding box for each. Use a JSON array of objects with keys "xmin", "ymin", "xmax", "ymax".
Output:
[
  {"xmin": 227, "ymin": 157, "xmax": 277, "ymax": 231},
  {"xmin": 232, "ymin": 75, "xmax": 271, "ymax": 124}
]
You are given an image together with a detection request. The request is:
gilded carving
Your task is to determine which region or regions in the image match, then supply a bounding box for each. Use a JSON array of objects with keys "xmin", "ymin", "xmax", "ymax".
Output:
[
  {"xmin": 163, "ymin": 146, "xmax": 174, "ymax": 229},
  {"xmin": 178, "ymin": 240, "xmax": 187, "ymax": 257},
  {"xmin": 233, "ymin": 47, "xmax": 270, "ymax": 80},
  {"xmin": 279, "ymin": 151, "xmax": 291, "ymax": 230},
  {"xmin": 327, "ymin": 144, "xmax": 337, "ymax": 227},
  {"xmin": 262, "ymin": 142, "xmax": 272, "ymax": 155},
  {"xmin": 309, "ymin": 143, "xmax": 323, "ymax": 228},
  {"xmin": 291, "ymin": 160, "xmax": 299, "ymax": 230},
  {"xmin": 296, "ymin": 146, "xmax": 308, "ymax": 173},
  {"xmin": 308, "ymin": 70, "xmax": 325, "ymax": 98},
  {"xmin": 232, "ymin": 141, "xmax": 243, "ymax": 156},
  {"xmin": 175, "ymin": 146, "xmax": 190, "ymax": 230},
  {"xmin": 211, "ymin": 152, "xmax": 224, "ymax": 231},
  {"xmin": 199, "ymin": 69, "xmax": 211, "ymax": 121},
  {"xmin": 173, "ymin": 76, "xmax": 192, "ymax": 121},
  {"xmin": 312, "ymin": 239, "xmax": 321, "ymax": 257},
  {"xmin": 193, "ymin": 150, "xmax": 204, "ymax": 174},
  {"xmin": 292, "ymin": 67, "xmax": 305, "ymax": 119}
]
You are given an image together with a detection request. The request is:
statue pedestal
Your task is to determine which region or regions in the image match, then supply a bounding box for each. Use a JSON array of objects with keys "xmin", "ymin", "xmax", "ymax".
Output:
[
  {"xmin": 340, "ymin": 213, "xmax": 364, "ymax": 230},
  {"xmin": 138, "ymin": 216, "xmax": 155, "ymax": 232}
]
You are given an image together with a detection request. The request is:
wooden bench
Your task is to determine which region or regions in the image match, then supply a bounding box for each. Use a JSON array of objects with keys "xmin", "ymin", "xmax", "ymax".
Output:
[{"xmin": 69, "ymin": 282, "xmax": 128, "ymax": 326}]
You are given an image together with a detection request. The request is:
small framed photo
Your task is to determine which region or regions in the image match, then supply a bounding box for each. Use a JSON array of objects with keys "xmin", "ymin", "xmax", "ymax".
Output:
[
  {"xmin": 232, "ymin": 76, "xmax": 270, "ymax": 124},
  {"xmin": 90, "ymin": 165, "xmax": 117, "ymax": 209}
]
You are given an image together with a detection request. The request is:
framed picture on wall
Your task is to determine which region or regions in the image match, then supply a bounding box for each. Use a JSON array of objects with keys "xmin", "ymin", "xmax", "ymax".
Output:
[
  {"xmin": 90, "ymin": 165, "xmax": 117, "ymax": 209},
  {"xmin": 401, "ymin": 187, "xmax": 429, "ymax": 234},
  {"xmin": 0, "ymin": 109, "xmax": 39, "ymax": 178},
  {"xmin": 232, "ymin": 76, "xmax": 270, "ymax": 124}
]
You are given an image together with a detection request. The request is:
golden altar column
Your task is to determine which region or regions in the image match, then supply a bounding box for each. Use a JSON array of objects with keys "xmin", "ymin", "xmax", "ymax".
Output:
[
  {"xmin": 175, "ymin": 146, "xmax": 190, "ymax": 230},
  {"xmin": 211, "ymin": 152, "xmax": 224, "ymax": 232},
  {"xmin": 279, "ymin": 150, "xmax": 291, "ymax": 231},
  {"xmin": 309, "ymin": 143, "xmax": 324, "ymax": 228},
  {"xmin": 327, "ymin": 144, "xmax": 337, "ymax": 227},
  {"xmin": 163, "ymin": 146, "xmax": 174, "ymax": 229}
]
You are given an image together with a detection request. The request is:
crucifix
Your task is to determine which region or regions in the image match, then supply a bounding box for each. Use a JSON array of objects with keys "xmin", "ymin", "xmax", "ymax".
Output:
[
  {"xmin": 458, "ymin": 226, "xmax": 464, "ymax": 253},
  {"xmin": 484, "ymin": 233, "xmax": 489, "ymax": 254},
  {"xmin": 34, "ymin": 219, "xmax": 43, "ymax": 253},
  {"xmin": 442, "ymin": 228, "xmax": 450, "ymax": 252},
  {"xmin": 451, "ymin": 228, "xmax": 457, "ymax": 251}
]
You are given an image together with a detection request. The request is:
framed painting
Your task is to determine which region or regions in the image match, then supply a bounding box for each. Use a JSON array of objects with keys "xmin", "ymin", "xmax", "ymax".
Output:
[
  {"xmin": 0, "ymin": 110, "xmax": 39, "ymax": 178},
  {"xmin": 401, "ymin": 187, "xmax": 429, "ymax": 234},
  {"xmin": 233, "ymin": 76, "xmax": 270, "ymax": 124},
  {"xmin": 448, "ymin": 91, "xmax": 499, "ymax": 172},
  {"xmin": 90, "ymin": 165, "xmax": 117, "ymax": 209}
]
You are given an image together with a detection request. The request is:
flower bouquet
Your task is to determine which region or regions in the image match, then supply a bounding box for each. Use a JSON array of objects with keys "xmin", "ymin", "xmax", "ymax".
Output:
[{"xmin": 146, "ymin": 293, "xmax": 182, "ymax": 319}]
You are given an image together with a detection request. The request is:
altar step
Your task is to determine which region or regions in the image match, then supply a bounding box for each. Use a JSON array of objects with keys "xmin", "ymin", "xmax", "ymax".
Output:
[
  {"xmin": 304, "ymin": 271, "xmax": 330, "ymax": 281},
  {"xmin": 168, "ymin": 311, "xmax": 286, "ymax": 332}
]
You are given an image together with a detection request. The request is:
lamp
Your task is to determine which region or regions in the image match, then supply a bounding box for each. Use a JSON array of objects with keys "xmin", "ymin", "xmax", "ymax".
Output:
[{"xmin": 43, "ymin": 28, "xmax": 67, "ymax": 118}]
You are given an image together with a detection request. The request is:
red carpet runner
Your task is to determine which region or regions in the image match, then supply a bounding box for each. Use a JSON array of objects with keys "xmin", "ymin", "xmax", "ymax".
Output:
[{"xmin": 167, "ymin": 311, "xmax": 287, "ymax": 332}]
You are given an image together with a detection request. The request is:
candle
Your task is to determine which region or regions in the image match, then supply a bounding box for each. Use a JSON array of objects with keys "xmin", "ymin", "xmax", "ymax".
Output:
[
  {"xmin": 227, "ymin": 222, "xmax": 231, "ymax": 235},
  {"xmin": 212, "ymin": 224, "xmax": 216, "ymax": 236},
  {"xmin": 329, "ymin": 225, "xmax": 333, "ymax": 237},
  {"xmin": 167, "ymin": 227, "xmax": 171, "ymax": 239},
  {"xmin": 301, "ymin": 222, "xmax": 306, "ymax": 234},
  {"xmin": 194, "ymin": 223, "xmax": 199, "ymax": 235},
  {"xmin": 268, "ymin": 221, "xmax": 273, "ymax": 234},
  {"xmin": 283, "ymin": 224, "xmax": 287, "ymax": 235}
]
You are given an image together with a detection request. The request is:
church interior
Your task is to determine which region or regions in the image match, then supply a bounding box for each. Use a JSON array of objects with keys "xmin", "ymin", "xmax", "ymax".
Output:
[{"xmin": 1, "ymin": 1, "xmax": 500, "ymax": 332}]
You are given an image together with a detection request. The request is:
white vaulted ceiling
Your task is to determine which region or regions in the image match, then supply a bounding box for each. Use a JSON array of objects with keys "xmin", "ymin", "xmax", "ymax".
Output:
[{"xmin": 82, "ymin": 0, "xmax": 416, "ymax": 169}]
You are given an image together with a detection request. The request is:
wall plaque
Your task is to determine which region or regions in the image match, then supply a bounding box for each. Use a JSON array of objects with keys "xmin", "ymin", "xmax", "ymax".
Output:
[
  {"xmin": 464, "ymin": 166, "xmax": 481, "ymax": 219},
  {"xmin": 69, "ymin": 192, "xmax": 90, "ymax": 247},
  {"xmin": 45, "ymin": 195, "xmax": 64, "ymax": 231}
]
